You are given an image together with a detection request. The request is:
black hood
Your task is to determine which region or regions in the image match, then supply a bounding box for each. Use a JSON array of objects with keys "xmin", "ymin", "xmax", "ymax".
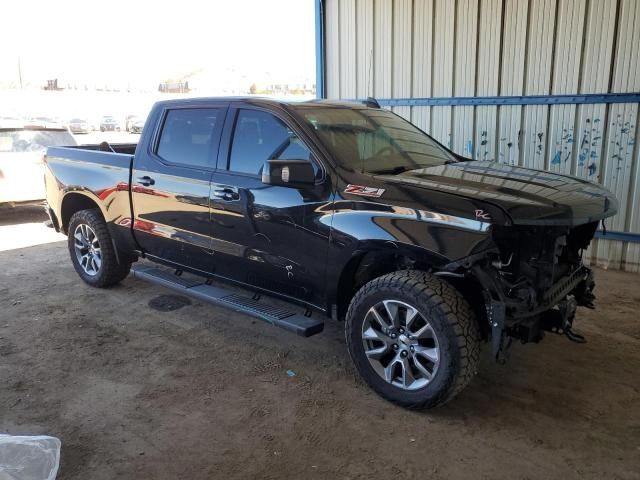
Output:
[{"xmin": 379, "ymin": 161, "xmax": 618, "ymax": 226}]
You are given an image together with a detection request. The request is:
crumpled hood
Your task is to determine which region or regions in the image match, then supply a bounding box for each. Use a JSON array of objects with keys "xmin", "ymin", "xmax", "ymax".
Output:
[{"xmin": 380, "ymin": 161, "xmax": 618, "ymax": 226}]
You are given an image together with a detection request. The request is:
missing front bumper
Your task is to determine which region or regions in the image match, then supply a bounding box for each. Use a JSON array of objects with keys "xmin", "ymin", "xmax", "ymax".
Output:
[{"xmin": 482, "ymin": 265, "xmax": 594, "ymax": 361}]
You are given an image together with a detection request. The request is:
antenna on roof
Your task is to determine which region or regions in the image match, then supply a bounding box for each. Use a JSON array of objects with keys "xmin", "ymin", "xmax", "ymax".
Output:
[
  {"xmin": 368, "ymin": 49, "xmax": 373, "ymax": 98},
  {"xmin": 364, "ymin": 97, "xmax": 381, "ymax": 109}
]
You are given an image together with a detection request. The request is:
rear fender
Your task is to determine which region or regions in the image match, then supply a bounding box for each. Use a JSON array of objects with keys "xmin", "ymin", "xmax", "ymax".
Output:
[
  {"xmin": 45, "ymin": 150, "xmax": 136, "ymax": 253},
  {"xmin": 60, "ymin": 190, "xmax": 109, "ymax": 232}
]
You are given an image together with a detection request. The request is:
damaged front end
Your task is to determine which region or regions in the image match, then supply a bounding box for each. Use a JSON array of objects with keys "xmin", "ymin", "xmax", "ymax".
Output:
[{"xmin": 444, "ymin": 221, "xmax": 600, "ymax": 361}]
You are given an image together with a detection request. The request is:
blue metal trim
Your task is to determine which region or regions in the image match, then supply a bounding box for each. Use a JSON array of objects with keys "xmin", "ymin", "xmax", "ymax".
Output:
[
  {"xmin": 594, "ymin": 230, "xmax": 640, "ymax": 243},
  {"xmin": 315, "ymin": 0, "xmax": 325, "ymax": 99},
  {"xmin": 371, "ymin": 92, "xmax": 640, "ymax": 107}
]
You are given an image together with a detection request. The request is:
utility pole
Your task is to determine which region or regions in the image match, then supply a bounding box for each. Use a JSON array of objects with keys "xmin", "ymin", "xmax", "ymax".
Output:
[{"xmin": 18, "ymin": 56, "xmax": 23, "ymax": 89}]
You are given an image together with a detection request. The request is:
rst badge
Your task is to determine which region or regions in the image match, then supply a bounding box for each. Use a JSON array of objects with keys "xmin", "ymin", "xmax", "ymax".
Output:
[{"xmin": 344, "ymin": 184, "xmax": 386, "ymax": 198}]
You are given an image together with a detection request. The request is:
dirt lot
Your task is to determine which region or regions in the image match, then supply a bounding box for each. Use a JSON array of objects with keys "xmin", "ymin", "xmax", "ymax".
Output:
[{"xmin": 1, "ymin": 207, "xmax": 639, "ymax": 479}]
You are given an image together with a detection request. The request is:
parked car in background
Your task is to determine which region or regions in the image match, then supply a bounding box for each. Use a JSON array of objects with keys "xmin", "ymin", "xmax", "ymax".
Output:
[
  {"xmin": 0, "ymin": 116, "xmax": 24, "ymax": 124},
  {"xmin": 128, "ymin": 116, "xmax": 145, "ymax": 134},
  {"xmin": 68, "ymin": 118, "xmax": 91, "ymax": 134},
  {"xmin": 100, "ymin": 116, "xmax": 120, "ymax": 132},
  {"xmin": 124, "ymin": 115, "xmax": 137, "ymax": 132},
  {"xmin": 88, "ymin": 118, "xmax": 101, "ymax": 132},
  {"xmin": 0, "ymin": 125, "xmax": 76, "ymax": 205},
  {"xmin": 27, "ymin": 117, "xmax": 64, "ymax": 129}
]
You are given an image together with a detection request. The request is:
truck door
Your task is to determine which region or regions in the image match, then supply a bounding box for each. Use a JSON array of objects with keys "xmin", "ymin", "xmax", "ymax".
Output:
[
  {"xmin": 131, "ymin": 104, "xmax": 227, "ymax": 273},
  {"xmin": 209, "ymin": 106, "xmax": 333, "ymax": 308}
]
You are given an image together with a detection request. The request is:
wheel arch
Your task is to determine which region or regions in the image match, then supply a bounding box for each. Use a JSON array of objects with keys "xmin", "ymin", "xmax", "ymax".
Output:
[
  {"xmin": 332, "ymin": 242, "xmax": 449, "ymax": 321},
  {"xmin": 60, "ymin": 192, "xmax": 106, "ymax": 234},
  {"xmin": 332, "ymin": 243, "xmax": 490, "ymax": 339}
]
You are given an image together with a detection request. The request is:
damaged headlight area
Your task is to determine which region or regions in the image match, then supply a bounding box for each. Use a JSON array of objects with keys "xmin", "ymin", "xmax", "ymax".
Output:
[{"xmin": 444, "ymin": 222, "xmax": 600, "ymax": 361}]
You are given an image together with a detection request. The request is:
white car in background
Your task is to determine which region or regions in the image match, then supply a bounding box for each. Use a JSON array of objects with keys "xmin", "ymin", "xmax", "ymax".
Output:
[
  {"xmin": 0, "ymin": 125, "xmax": 77, "ymax": 205},
  {"xmin": 26, "ymin": 117, "xmax": 65, "ymax": 129},
  {"xmin": 67, "ymin": 118, "xmax": 92, "ymax": 134}
]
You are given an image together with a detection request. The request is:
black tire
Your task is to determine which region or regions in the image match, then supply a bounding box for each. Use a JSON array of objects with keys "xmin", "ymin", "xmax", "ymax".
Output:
[
  {"xmin": 346, "ymin": 270, "xmax": 481, "ymax": 409},
  {"xmin": 67, "ymin": 209, "xmax": 131, "ymax": 287}
]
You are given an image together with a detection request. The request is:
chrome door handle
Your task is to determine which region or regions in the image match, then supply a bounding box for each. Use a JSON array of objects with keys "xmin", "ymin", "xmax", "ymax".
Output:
[
  {"xmin": 137, "ymin": 176, "xmax": 155, "ymax": 186},
  {"xmin": 213, "ymin": 186, "xmax": 239, "ymax": 201}
]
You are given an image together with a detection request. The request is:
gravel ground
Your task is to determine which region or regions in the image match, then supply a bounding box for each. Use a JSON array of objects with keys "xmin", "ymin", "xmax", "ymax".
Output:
[{"xmin": 0, "ymin": 207, "xmax": 639, "ymax": 479}]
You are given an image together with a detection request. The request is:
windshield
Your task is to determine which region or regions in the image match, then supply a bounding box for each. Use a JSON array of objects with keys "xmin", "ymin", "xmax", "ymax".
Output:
[
  {"xmin": 293, "ymin": 105, "xmax": 458, "ymax": 173},
  {"xmin": 0, "ymin": 129, "xmax": 77, "ymax": 152}
]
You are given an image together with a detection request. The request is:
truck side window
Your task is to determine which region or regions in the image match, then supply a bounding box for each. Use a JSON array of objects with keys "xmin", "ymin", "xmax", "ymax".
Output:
[
  {"xmin": 157, "ymin": 108, "xmax": 220, "ymax": 167},
  {"xmin": 228, "ymin": 109, "xmax": 312, "ymax": 175}
]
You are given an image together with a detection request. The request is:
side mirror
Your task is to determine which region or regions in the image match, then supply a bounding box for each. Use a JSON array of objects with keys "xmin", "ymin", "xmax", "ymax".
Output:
[{"xmin": 262, "ymin": 159, "xmax": 315, "ymax": 187}]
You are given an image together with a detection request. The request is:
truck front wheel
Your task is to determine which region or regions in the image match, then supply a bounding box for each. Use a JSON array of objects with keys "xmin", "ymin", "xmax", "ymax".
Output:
[
  {"xmin": 345, "ymin": 270, "xmax": 481, "ymax": 409},
  {"xmin": 67, "ymin": 209, "xmax": 131, "ymax": 287}
]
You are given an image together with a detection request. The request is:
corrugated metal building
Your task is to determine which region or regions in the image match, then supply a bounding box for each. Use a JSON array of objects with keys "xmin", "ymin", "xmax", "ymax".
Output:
[{"xmin": 315, "ymin": 0, "xmax": 640, "ymax": 272}]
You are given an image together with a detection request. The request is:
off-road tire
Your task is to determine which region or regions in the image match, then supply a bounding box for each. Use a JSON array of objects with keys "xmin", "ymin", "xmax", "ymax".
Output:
[
  {"xmin": 346, "ymin": 270, "xmax": 481, "ymax": 409},
  {"xmin": 68, "ymin": 209, "xmax": 131, "ymax": 287}
]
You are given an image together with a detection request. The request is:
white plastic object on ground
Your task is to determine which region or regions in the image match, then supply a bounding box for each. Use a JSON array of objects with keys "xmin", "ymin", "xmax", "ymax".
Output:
[{"xmin": 0, "ymin": 435, "xmax": 61, "ymax": 480}]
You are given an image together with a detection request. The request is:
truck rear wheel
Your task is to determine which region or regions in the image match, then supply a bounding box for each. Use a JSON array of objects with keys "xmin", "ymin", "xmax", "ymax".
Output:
[
  {"xmin": 67, "ymin": 209, "xmax": 131, "ymax": 287},
  {"xmin": 345, "ymin": 270, "xmax": 480, "ymax": 409}
]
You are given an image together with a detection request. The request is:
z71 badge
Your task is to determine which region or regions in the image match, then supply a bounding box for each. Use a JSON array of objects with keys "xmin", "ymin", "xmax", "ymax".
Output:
[{"xmin": 344, "ymin": 184, "xmax": 386, "ymax": 198}]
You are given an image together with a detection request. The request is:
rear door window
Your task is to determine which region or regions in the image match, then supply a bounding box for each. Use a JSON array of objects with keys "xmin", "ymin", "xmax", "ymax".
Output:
[{"xmin": 156, "ymin": 108, "xmax": 222, "ymax": 168}]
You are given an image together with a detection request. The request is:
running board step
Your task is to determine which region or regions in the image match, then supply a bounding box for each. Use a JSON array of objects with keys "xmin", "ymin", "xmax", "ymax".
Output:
[{"xmin": 131, "ymin": 264, "xmax": 324, "ymax": 337}]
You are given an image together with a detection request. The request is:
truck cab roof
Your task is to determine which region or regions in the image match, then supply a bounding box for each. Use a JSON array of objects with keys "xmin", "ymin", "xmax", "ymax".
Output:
[{"xmin": 151, "ymin": 96, "xmax": 370, "ymax": 111}]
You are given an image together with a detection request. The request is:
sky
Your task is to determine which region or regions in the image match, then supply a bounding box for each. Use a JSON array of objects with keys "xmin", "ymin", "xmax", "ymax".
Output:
[{"xmin": 0, "ymin": 0, "xmax": 316, "ymax": 90}]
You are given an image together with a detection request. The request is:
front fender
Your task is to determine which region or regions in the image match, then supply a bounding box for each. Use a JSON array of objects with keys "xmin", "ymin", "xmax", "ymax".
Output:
[{"xmin": 325, "ymin": 201, "xmax": 494, "ymax": 308}]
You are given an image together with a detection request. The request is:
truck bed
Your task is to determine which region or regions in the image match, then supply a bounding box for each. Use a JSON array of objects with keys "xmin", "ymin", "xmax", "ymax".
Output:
[
  {"xmin": 53, "ymin": 142, "xmax": 138, "ymax": 155},
  {"xmin": 66, "ymin": 143, "xmax": 137, "ymax": 154},
  {"xmin": 47, "ymin": 143, "xmax": 136, "ymax": 165},
  {"xmin": 44, "ymin": 144, "xmax": 136, "ymax": 250}
]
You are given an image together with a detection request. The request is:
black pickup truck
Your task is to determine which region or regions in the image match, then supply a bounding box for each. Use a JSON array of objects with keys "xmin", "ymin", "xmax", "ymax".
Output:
[{"xmin": 44, "ymin": 97, "xmax": 617, "ymax": 408}]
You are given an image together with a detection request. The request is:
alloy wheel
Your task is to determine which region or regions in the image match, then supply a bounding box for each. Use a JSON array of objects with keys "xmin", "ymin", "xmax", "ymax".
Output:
[
  {"xmin": 361, "ymin": 300, "xmax": 440, "ymax": 390},
  {"xmin": 73, "ymin": 223, "xmax": 102, "ymax": 276}
]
